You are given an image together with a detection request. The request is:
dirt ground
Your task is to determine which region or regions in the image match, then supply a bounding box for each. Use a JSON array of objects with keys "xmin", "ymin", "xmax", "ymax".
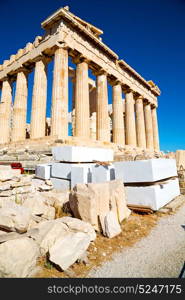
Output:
[{"xmin": 35, "ymin": 211, "xmax": 162, "ymax": 278}]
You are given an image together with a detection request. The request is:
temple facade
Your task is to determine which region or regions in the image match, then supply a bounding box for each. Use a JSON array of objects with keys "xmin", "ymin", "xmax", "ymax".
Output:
[{"xmin": 0, "ymin": 6, "xmax": 160, "ymax": 152}]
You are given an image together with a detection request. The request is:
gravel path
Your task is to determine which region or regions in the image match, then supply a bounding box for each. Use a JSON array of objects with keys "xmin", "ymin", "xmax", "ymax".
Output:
[{"xmin": 88, "ymin": 204, "xmax": 185, "ymax": 278}]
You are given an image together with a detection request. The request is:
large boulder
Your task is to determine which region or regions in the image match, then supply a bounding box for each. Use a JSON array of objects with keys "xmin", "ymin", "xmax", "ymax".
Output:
[
  {"xmin": 49, "ymin": 231, "xmax": 91, "ymax": 271},
  {"xmin": 0, "ymin": 204, "xmax": 31, "ymax": 233},
  {"xmin": 69, "ymin": 180, "xmax": 130, "ymax": 233},
  {"xmin": 0, "ymin": 237, "xmax": 39, "ymax": 277}
]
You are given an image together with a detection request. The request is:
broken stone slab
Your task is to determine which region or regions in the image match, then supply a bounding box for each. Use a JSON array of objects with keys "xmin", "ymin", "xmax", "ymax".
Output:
[
  {"xmin": 52, "ymin": 146, "xmax": 113, "ymax": 162},
  {"xmin": 69, "ymin": 183, "xmax": 98, "ymax": 229},
  {"xmin": 22, "ymin": 193, "xmax": 48, "ymax": 216},
  {"xmin": 0, "ymin": 205, "xmax": 32, "ymax": 233},
  {"xmin": 39, "ymin": 222, "xmax": 69, "ymax": 255},
  {"xmin": 57, "ymin": 216, "xmax": 96, "ymax": 241},
  {"xmin": 50, "ymin": 177, "xmax": 70, "ymax": 191},
  {"xmin": 0, "ymin": 169, "xmax": 21, "ymax": 182},
  {"xmin": 0, "ymin": 237, "xmax": 39, "ymax": 278},
  {"xmin": 109, "ymin": 180, "xmax": 131, "ymax": 222},
  {"xmin": 69, "ymin": 180, "xmax": 130, "ymax": 232},
  {"xmin": 35, "ymin": 164, "xmax": 52, "ymax": 180},
  {"xmin": 42, "ymin": 205, "xmax": 55, "ymax": 220},
  {"xmin": 114, "ymin": 159, "xmax": 177, "ymax": 183},
  {"xmin": 104, "ymin": 211, "xmax": 122, "ymax": 238},
  {"xmin": 0, "ymin": 183, "xmax": 11, "ymax": 191},
  {"xmin": 49, "ymin": 231, "xmax": 91, "ymax": 271},
  {"xmin": 125, "ymin": 178, "xmax": 180, "ymax": 211},
  {"xmin": 38, "ymin": 184, "xmax": 53, "ymax": 192},
  {"xmin": 91, "ymin": 164, "xmax": 115, "ymax": 183},
  {"xmin": 0, "ymin": 229, "xmax": 38, "ymax": 243}
]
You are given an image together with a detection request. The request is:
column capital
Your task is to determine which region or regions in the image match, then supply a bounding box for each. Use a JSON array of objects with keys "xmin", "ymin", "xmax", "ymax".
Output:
[
  {"xmin": 72, "ymin": 54, "xmax": 90, "ymax": 65},
  {"xmin": 134, "ymin": 94, "xmax": 144, "ymax": 100},
  {"xmin": 109, "ymin": 78, "xmax": 122, "ymax": 86},
  {"xmin": 92, "ymin": 68, "xmax": 107, "ymax": 77},
  {"xmin": 55, "ymin": 41, "xmax": 70, "ymax": 51},
  {"xmin": 123, "ymin": 86, "xmax": 134, "ymax": 94}
]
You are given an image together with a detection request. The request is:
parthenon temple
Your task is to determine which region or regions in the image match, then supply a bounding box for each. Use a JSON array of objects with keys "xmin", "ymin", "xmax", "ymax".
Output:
[{"xmin": 0, "ymin": 6, "xmax": 161, "ymax": 157}]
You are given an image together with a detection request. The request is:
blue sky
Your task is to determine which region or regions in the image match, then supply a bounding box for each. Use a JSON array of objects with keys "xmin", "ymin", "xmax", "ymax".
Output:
[{"xmin": 0, "ymin": 0, "xmax": 185, "ymax": 151}]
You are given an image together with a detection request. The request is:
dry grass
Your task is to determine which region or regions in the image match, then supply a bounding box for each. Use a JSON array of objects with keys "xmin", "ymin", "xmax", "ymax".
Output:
[{"xmin": 35, "ymin": 212, "xmax": 158, "ymax": 278}]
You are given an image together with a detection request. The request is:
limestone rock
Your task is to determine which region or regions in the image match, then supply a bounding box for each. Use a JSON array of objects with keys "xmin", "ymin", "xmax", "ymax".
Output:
[
  {"xmin": 0, "ymin": 205, "xmax": 31, "ymax": 233},
  {"xmin": 22, "ymin": 193, "xmax": 47, "ymax": 216},
  {"xmin": 69, "ymin": 184, "xmax": 98, "ymax": 229},
  {"xmin": 104, "ymin": 211, "xmax": 121, "ymax": 238},
  {"xmin": 39, "ymin": 222, "xmax": 69, "ymax": 255},
  {"xmin": 49, "ymin": 231, "xmax": 91, "ymax": 271},
  {"xmin": 0, "ymin": 237, "xmax": 39, "ymax": 277},
  {"xmin": 109, "ymin": 180, "xmax": 131, "ymax": 222},
  {"xmin": 42, "ymin": 205, "xmax": 55, "ymax": 220},
  {"xmin": 57, "ymin": 216, "xmax": 96, "ymax": 241}
]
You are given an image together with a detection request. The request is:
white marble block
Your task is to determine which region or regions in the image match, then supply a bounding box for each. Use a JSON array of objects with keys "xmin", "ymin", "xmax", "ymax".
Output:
[
  {"xmin": 125, "ymin": 178, "xmax": 180, "ymax": 211},
  {"xmin": 71, "ymin": 166, "xmax": 92, "ymax": 189},
  {"xmin": 50, "ymin": 177, "xmax": 70, "ymax": 191},
  {"xmin": 52, "ymin": 146, "xmax": 113, "ymax": 162},
  {"xmin": 52, "ymin": 163, "xmax": 95, "ymax": 180},
  {"xmin": 91, "ymin": 164, "xmax": 115, "ymax": 183},
  {"xmin": 114, "ymin": 159, "xmax": 177, "ymax": 183},
  {"xmin": 35, "ymin": 164, "xmax": 51, "ymax": 180}
]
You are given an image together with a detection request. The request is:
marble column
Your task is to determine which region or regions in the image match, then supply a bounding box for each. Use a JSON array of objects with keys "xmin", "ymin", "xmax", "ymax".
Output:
[
  {"xmin": 74, "ymin": 60, "xmax": 90, "ymax": 138},
  {"xmin": 125, "ymin": 89, "xmax": 137, "ymax": 146},
  {"xmin": 0, "ymin": 79, "xmax": 12, "ymax": 144},
  {"xmin": 11, "ymin": 71, "xmax": 28, "ymax": 142},
  {"xmin": 51, "ymin": 47, "xmax": 68, "ymax": 138},
  {"xmin": 112, "ymin": 83, "xmax": 125, "ymax": 145},
  {"xmin": 151, "ymin": 106, "xmax": 160, "ymax": 151},
  {"xmin": 71, "ymin": 78, "xmax": 76, "ymax": 136},
  {"xmin": 135, "ymin": 96, "xmax": 146, "ymax": 148},
  {"xmin": 144, "ymin": 102, "xmax": 154, "ymax": 149},
  {"xmin": 96, "ymin": 72, "xmax": 110, "ymax": 142},
  {"xmin": 30, "ymin": 59, "xmax": 47, "ymax": 139}
]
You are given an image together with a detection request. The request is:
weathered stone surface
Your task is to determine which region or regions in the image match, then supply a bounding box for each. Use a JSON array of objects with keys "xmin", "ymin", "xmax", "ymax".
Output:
[
  {"xmin": 69, "ymin": 183, "xmax": 98, "ymax": 229},
  {"xmin": 58, "ymin": 216, "xmax": 96, "ymax": 241},
  {"xmin": 35, "ymin": 164, "xmax": 51, "ymax": 180},
  {"xmin": 40, "ymin": 222, "xmax": 69, "ymax": 255},
  {"xmin": 49, "ymin": 231, "xmax": 91, "ymax": 271},
  {"xmin": 104, "ymin": 211, "xmax": 121, "ymax": 238},
  {"xmin": 0, "ymin": 237, "xmax": 39, "ymax": 277},
  {"xmin": 69, "ymin": 180, "xmax": 130, "ymax": 231},
  {"xmin": 109, "ymin": 180, "xmax": 131, "ymax": 222},
  {"xmin": 22, "ymin": 194, "xmax": 47, "ymax": 216},
  {"xmin": 0, "ymin": 205, "xmax": 31, "ymax": 233},
  {"xmin": 51, "ymin": 177, "xmax": 70, "ymax": 191}
]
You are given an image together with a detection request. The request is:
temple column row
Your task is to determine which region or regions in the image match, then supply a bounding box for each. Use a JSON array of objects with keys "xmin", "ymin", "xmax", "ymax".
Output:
[{"xmin": 0, "ymin": 47, "xmax": 160, "ymax": 152}]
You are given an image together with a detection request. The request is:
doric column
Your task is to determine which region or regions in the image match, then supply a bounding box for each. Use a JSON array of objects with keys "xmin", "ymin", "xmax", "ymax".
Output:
[
  {"xmin": 112, "ymin": 83, "xmax": 125, "ymax": 146},
  {"xmin": 74, "ymin": 59, "xmax": 90, "ymax": 138},
  {"xmin": 144, "ymin": 101, "xmax": 154, "ymax": 149},
  {"xmin": 30, "ymin": 58, "xmax": 47, "ymax": 139},
  {"xmin": 135, "ymin": 95, "xmax": 146, "ymax": 148},
  {"xmin": 51, "ymin": 47, "xmax": 68, "ymax": 138},
  {"xmin": 125, "ymin": 89, "xmax": 137, "ymax": 146},
  {"xmin": 96, "ymin": 72, "xmax": 110, "ymax": 142},
  {"xmin": 71, "ymin": 77, "xmax": 76, "ymax": 136},
  {"xmin": 151, "ymin": 105, "xmax": 160, "ymax": 151},
  {"xmin": 0, "ymin": 79, "xmax": 12, "ymax": 144},
  {"xmin": 11, "ymin": 71, "xmax": 28, "ymax": 142}
]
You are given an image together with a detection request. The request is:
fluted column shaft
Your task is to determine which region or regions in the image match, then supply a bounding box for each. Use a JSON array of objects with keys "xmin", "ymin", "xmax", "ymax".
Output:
[
  {"xmin": 0, "ymin": 80, "xmax": 12, "ymax": 144},
  {"xmin": 74, "ymin": 61, "xmax": 90, "ymax": 138},
  {"xmin": 112, "ymin": 83, "xmax": 125, "ymax": 145},
  {"xmin": 144, "ymin": 102, "xmax": 154, "ymax": 149},
  {"xmin": 30, "ymin": 59, "xmax": 47, "ymax": 139},
  {"xmin": 125, "ymin": 90, "xmax": 136, "ymax": 146},
  {"xmin": 96, "ymin": 73, "xmax": 110, "ymax": 142},
  {"xmin": 135, "ymin": 96, "xmax": 146, "ymax": 148},
  {"xmin": 151, "ymin": 106, "xmax": 160, "ymax": 151},
  {"xmin": 51, "ymin": 48, "xmax": 68, "ymax": 138},
  {"xmin": 11, "ymin": 71, "xmax": 28, "ymax": 142}
]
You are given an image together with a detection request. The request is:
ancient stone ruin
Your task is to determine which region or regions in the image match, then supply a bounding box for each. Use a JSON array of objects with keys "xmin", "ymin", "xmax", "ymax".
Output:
[{"xmin": 0, "ymin": 6, "xmax": 160, "ymax": 159}]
